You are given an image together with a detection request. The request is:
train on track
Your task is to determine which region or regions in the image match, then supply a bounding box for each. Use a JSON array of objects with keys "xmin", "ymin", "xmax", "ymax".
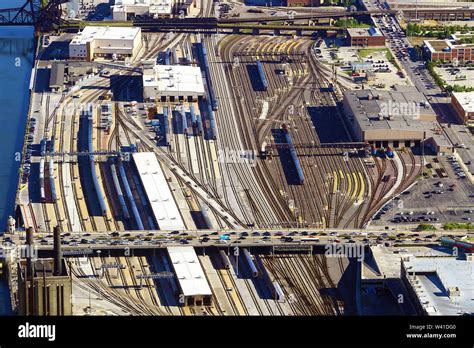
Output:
[
  {"xmin": 243, "ymin": 248, "xmax": 259, "ymax": 278},
  {"xmin": 39, "ymin": 158, "xmax": 45, "ymax": 202},
  {"xmin": 282, "ymin": 124, "xmax": 305, "ymax": 185},
  {"xmin": 117, "ymin": 159, "xmax": 144, "ymax": 230},
  {"xmin": 195, "ymin": 42, "xmax": 219, "ymax": 111},
  {"xmin": 163, "ymin": 106, "xmax": 170, "ymax": 146},
  {"xmin": 256, "ymin": 59, "xmax": 268, "ymax": 91},
  {"xmin": 440, "ymin": 236, "xmax": 474, "ymax": 252},
  {"xmin": 370, "ymin": 145, "xmax": 394, "ymax": 159},
  {"xmin": 85, "ymin": 108, "xmax": 108, "ymax": 216},
  {"xmin": 109, "ymin": 158, "xmax": 131, "ymax": 220},
  {"xmin": 219, "ymin": 250, "xmax": 231, "ymax": 270},
  {"xmin": 49, "ymin": 159, "xmax": 57, "ymax": 202}
]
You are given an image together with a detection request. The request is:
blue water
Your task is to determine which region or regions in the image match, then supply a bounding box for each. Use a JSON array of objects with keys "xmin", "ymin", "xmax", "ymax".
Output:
[{"xmin": 0, "ymin": 1, "xmax": 35, "ymax": 232}]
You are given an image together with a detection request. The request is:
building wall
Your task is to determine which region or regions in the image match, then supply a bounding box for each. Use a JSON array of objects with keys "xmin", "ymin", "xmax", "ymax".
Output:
[
  {"xmin": 451, "ymin": 94, "xmax": 474, "ymax": 123},
  {"xmin": 18, "ymin": 276, "xmax": 72, "ymax": 316},
  {"xmin": 69, "ymin": 42, "xmax": 88, "ymax": 60},
  {"xmin": 69, "ymin": 31, "xmax": 142, "ymax": 61},
  {"xmin": 349, "ymin": 35, "xmax": 386, "ymax": 47},
  {"xmin": 428, "ymin": 45, "xmax": 474, "ymax": 61}
]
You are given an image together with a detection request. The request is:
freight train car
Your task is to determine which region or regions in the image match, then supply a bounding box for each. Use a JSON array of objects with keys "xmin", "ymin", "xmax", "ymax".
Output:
[
  {"xmin": 49, "ymin": 159, "xmax": 57, "ymax": 202},
  {"xmin": 243, "ymin": 248, "xmax": 259, "ymax": 278},
  {"xmin": 117, "ymin": 159, "xmax": 144, "ymax": 230},
  {"xmin": 440, "ymin": 236, "xmax": 474, "ymax": 252},
  {"xmin": 282, "ymin": 124, "xmax": 304, "ymax": 185},
  {"xmin": 109, "ymin": 159, "xmax": 131, "ymax": 220},
  {"xmin": 256, "ymin": 59, "xmax": 268, "ymax": 91}
]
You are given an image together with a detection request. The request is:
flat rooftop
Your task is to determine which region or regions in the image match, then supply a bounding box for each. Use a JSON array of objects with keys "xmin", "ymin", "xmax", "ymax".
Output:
[
  {"xmin": 70, "ymin": 26, "xmax": 141, "ymax": 45},
  {"xmin": 113, "ymin": 0, "xmax": 172, "ymax": 14},
  {"xmin": 143, "ymin": 65, "xmax": 205, "ymax": 95},
  {"xmin": 167, "ymin": 247, "xmax": 213, "ymax": 297},
  {"xmin": 424, "ymin": 36, "xmax": 474, "ymax": 53},
  {"xmin": 452, "ymin": 91, "xmax": 474, "ymax": 113},
  {"xmin": 344, "ymin": 86, "xmax": 436, "ymax": 131},
  {"xmin": 347, "ymin": 27, "xmax": 383, "ymax": 38},
  {"xmin": 403, "ymin": 255, "xmax": 474, "ymax": 315},
  {"xmin": 132, "ymin": 152, "xmax": 186, "ymax": 231}
]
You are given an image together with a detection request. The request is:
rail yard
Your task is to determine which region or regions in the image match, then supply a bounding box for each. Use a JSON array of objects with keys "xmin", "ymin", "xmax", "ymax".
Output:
[{"xmin": 1, "ymin": 0, "xmax": 473, "ymax": 324}]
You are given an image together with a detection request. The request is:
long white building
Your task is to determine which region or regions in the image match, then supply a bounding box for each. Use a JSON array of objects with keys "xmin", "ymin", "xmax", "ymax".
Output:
[
  {"xmin": 132, "ymin": 152, "xmax": 186, "ymax": 231},
  {"xmin": 143, "ymin": 65, "xmax": 205, "ymax": 101},
  {"xmin": 112, "ymin": 0, "xmax": 173, "ymax": 20},
  {"xmin": 69, "ymin": 26, "xmax": 142, "ymax": 61},
  {"xmin": 167, "ymin": 247, "xmax": 213, "ymax": 307}
]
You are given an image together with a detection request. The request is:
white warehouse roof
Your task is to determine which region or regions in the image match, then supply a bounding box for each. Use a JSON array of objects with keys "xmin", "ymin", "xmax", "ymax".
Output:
[
  {"xmin": 132, "ymin": 152, "xmax": 186, "ymax": 230},
  {"xmin": 452, "ymin": 92, "xmax": 474, "ymax": 114},
  {"xmin": 143, "ymin": 65, "xmax": 205, "ymax": 96},
  {"xmin": 70, "ymin": 26, "xmax": 141, "ymax": 45},
  {"xmin": 167, "ymin": 247, "xmax": 213, "ymax": 297}
]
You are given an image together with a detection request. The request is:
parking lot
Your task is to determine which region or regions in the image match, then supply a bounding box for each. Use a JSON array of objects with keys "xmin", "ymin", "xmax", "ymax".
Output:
[
  {"xmin": 316, "ymin": 39, "xmax": 409, "ymax": 90},
  {"xmin": 370, "ymin": 173, "xmax": 474, "ymax": 228},
  {"xmin": 435, "ymin": 64, "xmax": 474, "ymax": 88}
]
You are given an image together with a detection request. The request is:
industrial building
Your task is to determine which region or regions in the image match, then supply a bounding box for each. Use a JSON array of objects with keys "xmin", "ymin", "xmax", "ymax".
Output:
[
  {"xmin": 167, "ymin": 247, "xmax": 213, "ymax": 307},
  {"xmin": 49, "ymin": 62, "xmax": 65, "ymax": 93},
  {"xmin": 451, "ymin": 91, "xmax": 474, "ymax": 124},
  {"xmin": 401, "ymin": 254, "xmax": 474, "ymax": 315},
  {"xmin": 386, "ymin": 0, "xmax": 474, "ymax": 8},
  {"xmin": 142, "ymin": 65, "xmax": 205, "ymax": 101},
  {"xmin": 346, "ymin": 27, "xmax": 385, "ymax": 47},
  {"xmin": 423, "ymin": 34, "xmax": 474, "ymax": 62},
  {"xmin": 342, "ymin": 86, "xmax": 453, "ymax": 153},
  {"xmin": 132, "ymin": 152, "xmax": 186, "ymax": 230},
  {"xmin": 17, "ymin": 227, "xmax": 72, "ymax": 316},
  {"xmin": 69, "ymin": 26, "xmax": 142, "ymax": 61},
  {"xmin": 112, "ymin": 0, "xmax": 173, "ymax": 20}
]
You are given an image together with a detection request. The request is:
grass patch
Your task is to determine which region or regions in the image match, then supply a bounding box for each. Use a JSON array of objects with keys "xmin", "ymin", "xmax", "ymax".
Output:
[
  {"xmin": 357, "ymin": 48, "xmax": 387, "ymax": 59},
  {"xmin": 408, "ymin": 36, "xmax": 436, "ymax": 46},
  {"xmin": 442, "ymin": 222, "xmax": 474, "ymax": 231},
  {"xmin": 416, "ymin": 224, "xmax": 436, "ymax": 232}
]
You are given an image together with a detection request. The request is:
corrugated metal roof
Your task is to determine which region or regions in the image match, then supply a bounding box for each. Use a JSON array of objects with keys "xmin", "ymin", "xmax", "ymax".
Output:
[{"xmin": 167, "ymin": 247, "xmax": 213, "ymax": 297}]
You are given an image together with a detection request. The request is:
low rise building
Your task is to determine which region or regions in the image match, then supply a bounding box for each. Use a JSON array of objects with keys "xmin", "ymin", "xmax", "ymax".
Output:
[
  {"xmin": 69, "ymin": 26, "xmax": 142, "ymax": 61},
  {"xmin": 451, "ymin": 91, "xmax": 474, "ymax": 124},
  {"xmin": 347, "ymin": 27, "xmax": 385, "ymax": 47},
  {"xmin": 423, "ymin": 34, "xmax": 474, "ymax": 62},
  {"xmin": 401, "ymin": 254, "xmax": 474, "ymax": 315},
  {"xmin": 142, "ymin": 64, "xmax": 205, "ymax": 101},
  {"xmin": 112, "ymin": 0, "xmax": 173, "ymax": 20},
  {"xmin": 49, "ymin": 62, "xmax": 65, "ymax": 93},
  {"xmin": 342, "ymin": 86, "xmax": 453, "ymax": 153}
]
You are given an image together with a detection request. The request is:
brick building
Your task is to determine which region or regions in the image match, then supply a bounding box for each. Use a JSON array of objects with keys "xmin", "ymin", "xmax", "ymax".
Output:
[
  {"xmin": 347, "ymin": 27, "xmax": 385, "ymax": 47},
  {"xmin": 423, "ymin": 34, "xmax": 474, "ymax": 61}
]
